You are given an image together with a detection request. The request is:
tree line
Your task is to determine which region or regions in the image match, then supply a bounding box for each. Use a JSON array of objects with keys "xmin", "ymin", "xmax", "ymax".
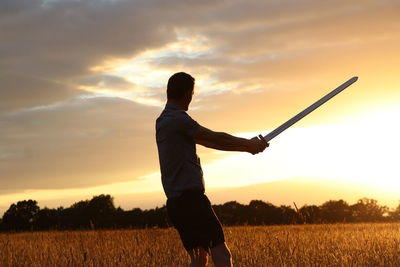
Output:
[{"xmin": 1, "ymin": 194, "xmax": 399, "ymax": 232}]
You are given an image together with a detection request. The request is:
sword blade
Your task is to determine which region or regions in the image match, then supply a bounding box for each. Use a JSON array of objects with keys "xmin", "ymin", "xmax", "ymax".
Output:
[{"xmin": 259, "ymin": 76, "xmax": 358, "ymax": 143}]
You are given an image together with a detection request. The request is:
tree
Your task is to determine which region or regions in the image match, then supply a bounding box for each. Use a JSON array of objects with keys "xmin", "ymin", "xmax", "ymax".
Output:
[
  {"xmin": 351, "ymin": 198, "xmax": 388, "ymax": 222},
  {"xmin": 118, "ymin": 208, "xmax": 145, "ymax": 228},
  {"xmin": 389, "ymin": 202, "xmax": 400, "ymax": 221},
  {"xmin": 247, "ymin": 200, "xmax": 281, "ymax": 225},
  {"xmin": 320, "ymin": 200, "xmax": 352, "ymax": 223},
  {"xmin": 1, "ymin": 195, "xmax": 398, "ymax": 232},
  {"xmin": 213, "ymin": 201, "xmax": 246, "ymax": 225},
  {"xmin": 59, "ymin": 194, "xmax": 117, "ymax": 229},
  {"xmin": 299, "ymin": 205, "xmax": 321, "ymax": 224},
  {"xmin": 61, "ymin": 200, "xmax": 91, "ymax": 229},
  {"xmin": 33, "ymin": 207, "xmax": 61, "ymax": 230},
  {"xmin": 278, "ymin": 205, "xmax": 298, "ymax": 224},
  {"xmin": 1, "ymin": 200, "xmax": 40, "ymax": 231},
  {"xmin": 87, "ymin": 194, "xmax": 116, "ymax": 228}
]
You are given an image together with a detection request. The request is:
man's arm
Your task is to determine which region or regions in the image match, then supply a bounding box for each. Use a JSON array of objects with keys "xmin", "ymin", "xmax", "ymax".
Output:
[{"xmin": 193, "ymin": 126, "xmax": 268, "ymax": 154}]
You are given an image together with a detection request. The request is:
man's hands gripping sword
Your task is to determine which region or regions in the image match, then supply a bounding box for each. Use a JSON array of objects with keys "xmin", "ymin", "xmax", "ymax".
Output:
[{"xmin": 247, "ymin": 136, "xmax": 269, "ymax": 155}]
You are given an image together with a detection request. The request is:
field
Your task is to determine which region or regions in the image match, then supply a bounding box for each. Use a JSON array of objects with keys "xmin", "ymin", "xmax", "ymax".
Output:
[{"xmin": 1, "ymin": 223, "xmax": 400, "ymax": 266}]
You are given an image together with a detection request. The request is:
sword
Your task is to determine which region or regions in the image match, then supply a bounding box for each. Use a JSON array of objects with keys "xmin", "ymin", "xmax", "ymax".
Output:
[{"xmin": 259, "ymin": 76, "xmax": 358, "ymax": 143}]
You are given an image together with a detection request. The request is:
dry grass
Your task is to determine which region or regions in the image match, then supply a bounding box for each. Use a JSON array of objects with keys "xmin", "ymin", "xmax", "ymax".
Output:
[{"xmin": 1, "ymin": 223, "xmax": 400, "ymax": 266}]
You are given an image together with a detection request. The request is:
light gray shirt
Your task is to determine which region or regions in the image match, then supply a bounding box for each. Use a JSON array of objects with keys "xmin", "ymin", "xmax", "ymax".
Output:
[{"xmin": 156, "ymin": 103, "xmax": 204, "ymax": 199}]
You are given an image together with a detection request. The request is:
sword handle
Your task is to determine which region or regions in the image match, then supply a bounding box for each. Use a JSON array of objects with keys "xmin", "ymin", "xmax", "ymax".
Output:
[{"xmin": 258, "ymin": 134, "xmax": 268, "ymax": 144}]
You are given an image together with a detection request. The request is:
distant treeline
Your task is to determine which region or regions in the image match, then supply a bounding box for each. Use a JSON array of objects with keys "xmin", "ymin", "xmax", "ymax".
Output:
[{"xmin": 1, "ymin": 194, "xmax": 399, "ymax": 232}]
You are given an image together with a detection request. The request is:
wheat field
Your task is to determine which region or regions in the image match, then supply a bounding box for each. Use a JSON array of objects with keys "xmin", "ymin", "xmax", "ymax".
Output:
[{"xmin": 1, "ymin": 223, "xmax": 400, "ymax": 266}]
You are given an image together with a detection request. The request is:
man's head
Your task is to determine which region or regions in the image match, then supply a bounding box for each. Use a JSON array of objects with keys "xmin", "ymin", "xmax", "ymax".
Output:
[{"xmin": 167, "ymin": 72, "xmax": 195, "ymax": 110}]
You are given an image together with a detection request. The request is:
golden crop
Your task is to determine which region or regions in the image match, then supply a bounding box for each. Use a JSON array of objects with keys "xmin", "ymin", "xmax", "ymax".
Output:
[{"xmin": 1, "ymin": 223, "xmax": 400, "ymax": 266}]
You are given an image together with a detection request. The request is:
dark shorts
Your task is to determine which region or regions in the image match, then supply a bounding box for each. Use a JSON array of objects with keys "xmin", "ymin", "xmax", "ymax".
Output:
[{"xmin": 166, "ymin": 190, "xmax": 225, "ymax": 252}]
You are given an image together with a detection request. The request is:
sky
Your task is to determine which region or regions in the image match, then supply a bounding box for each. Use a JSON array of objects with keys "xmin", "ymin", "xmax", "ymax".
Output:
[{"xmin": 1, "ymin": 0, "xmax": 399, "ymax": 215}]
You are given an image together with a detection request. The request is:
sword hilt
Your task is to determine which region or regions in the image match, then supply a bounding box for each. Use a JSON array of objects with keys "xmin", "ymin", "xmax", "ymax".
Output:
[{"xmin": 258, "ymin": 134, "xmax": 268, "ymax": 144}]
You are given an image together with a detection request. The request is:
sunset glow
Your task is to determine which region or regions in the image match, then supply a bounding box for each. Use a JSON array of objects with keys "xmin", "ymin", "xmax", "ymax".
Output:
[{"xmin": 1, "ymin": 0, "xmax": 399, "ymax": 214}]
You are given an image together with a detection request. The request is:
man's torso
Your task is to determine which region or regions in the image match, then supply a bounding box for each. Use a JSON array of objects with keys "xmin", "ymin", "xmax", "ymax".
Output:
[{"xmin": 156, "ymin": 103, "xmax": 204, "ymax": 198}]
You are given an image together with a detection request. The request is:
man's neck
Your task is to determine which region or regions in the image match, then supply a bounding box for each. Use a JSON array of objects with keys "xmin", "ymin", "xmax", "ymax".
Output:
[{"xmin": 167, "ymin": 99, "xmax": 188, "ymax": 111}]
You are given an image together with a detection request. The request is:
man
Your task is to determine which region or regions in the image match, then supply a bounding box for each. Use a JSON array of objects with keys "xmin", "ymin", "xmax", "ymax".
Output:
[{"xmin": 156, "ymin": 72, "xmax": 268, "ymax": 267}]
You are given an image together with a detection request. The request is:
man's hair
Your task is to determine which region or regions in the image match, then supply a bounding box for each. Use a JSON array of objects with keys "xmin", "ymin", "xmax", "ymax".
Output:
[{"xmin": 167, "ymin": 72, "xmax": 195, "ymax": 99}]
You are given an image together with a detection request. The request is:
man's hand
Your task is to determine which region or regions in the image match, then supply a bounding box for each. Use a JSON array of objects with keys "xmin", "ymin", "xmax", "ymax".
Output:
[{"xmin": 247, "ymin": 136, "xmax": 269, "ymax": 155}]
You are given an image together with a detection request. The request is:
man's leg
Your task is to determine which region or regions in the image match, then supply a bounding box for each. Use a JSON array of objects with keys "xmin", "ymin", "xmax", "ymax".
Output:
[
  {"xmin": 188, "ymin": 246, "xmax": 208, "ymax": 267},
  {"xmin": 211, "ymin": 242, "xmax": 232, "ymax": 267}
]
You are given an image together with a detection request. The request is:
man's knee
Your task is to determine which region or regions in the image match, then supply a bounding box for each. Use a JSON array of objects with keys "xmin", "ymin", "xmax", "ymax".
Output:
[{"xmin": 211, "ymin": 242, "xmax": 232, "ymax": 264}]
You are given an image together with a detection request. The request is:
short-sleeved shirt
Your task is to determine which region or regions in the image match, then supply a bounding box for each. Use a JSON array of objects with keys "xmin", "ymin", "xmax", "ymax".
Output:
[{"xmin": 156, "ymin": 103, "xmax": 204, "ymax": 199}]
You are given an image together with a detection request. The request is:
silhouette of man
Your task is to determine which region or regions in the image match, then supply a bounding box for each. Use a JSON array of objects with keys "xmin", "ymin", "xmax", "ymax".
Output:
[{"xmin": 156, "ymin": 72, "xmax": 268, "ymax": 267}]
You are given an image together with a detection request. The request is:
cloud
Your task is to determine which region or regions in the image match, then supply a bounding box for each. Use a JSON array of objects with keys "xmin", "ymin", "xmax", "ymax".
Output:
[
  {"xmin": 2, "ymin": 0, "xmax": 398, "ymax": 113},
  {"xmin": 0, "ymin": 97, "xmax": 161, "ymax": 191},
  {"xmin": 1, "ymin": 0, "xmax": 175, "ymax": 74},
  {"xmin": 79, "ymin": 74, "xmax": 136, "ymax": 92},
  {"xmin": 0, "ymin": 72, "xmax": 82, "ymax": 113},
  {"xmin": 1, "ymin": 0, "xmax": 399, "ymax": 198},
  {"xmin": 0, "ymin": 0, "xmax": 226, "ymax": 78},
  {"xmin": 0, "ymin": 0, "xmax": 227, "ymax": 193},
  {"xmin": 141, "ymin": 0, "xmax": 400, "ymax": 93},
  {"xmin": 0, "ymin": 0, "xmax": 198, "ymax": 113}
]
